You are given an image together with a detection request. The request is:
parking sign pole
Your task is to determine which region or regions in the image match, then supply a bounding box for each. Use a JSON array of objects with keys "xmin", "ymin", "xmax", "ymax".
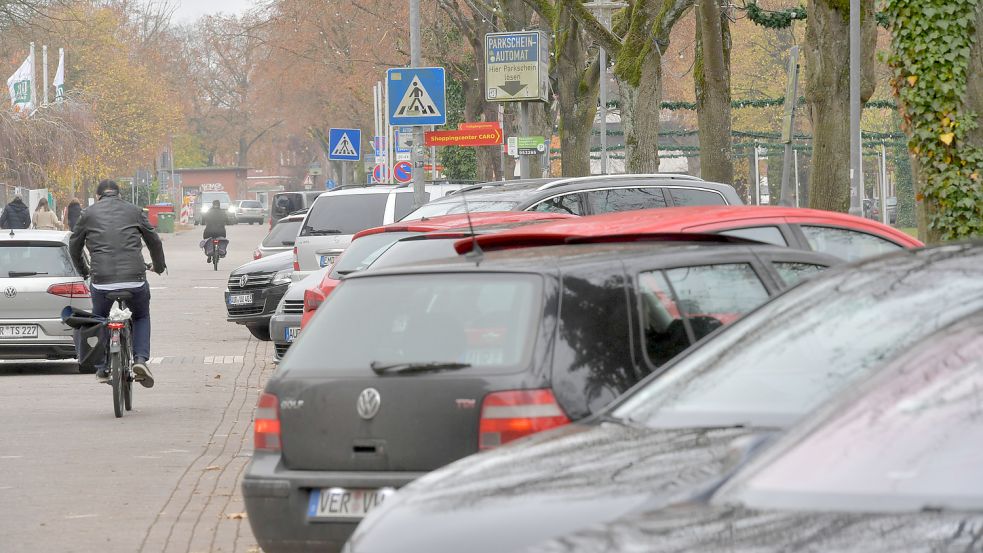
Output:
[
  {"xmin": 409, "ymin": 0, "xmax": 425, "ymax": 208},
  {"xmin": 519, "ymin": 102, "xmax": 530, "ymax": 179}
]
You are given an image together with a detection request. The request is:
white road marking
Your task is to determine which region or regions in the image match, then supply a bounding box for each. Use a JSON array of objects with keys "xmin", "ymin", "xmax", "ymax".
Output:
[
  {"xmin": 160, "ymin": 449, "xmax": 189, "ymax": 454},
  {"xmin": 65, "ymin": 514, "xmax": 98, "ymax": 519},
  {"xmin": 204, "ymin": 356, "xmax": 214, "ymax": 364},
  {"xmin": 193, "ymin": 286, "xmax": 219, "ymax": 289},
  {"xmin": 0, "ymin": 456, "xmax": 23, "ymax": 459},
  {"xmin": 134, "ymin": 455, "xmax": 162, "ymax": 459},
  {"xmin": 150, "ymin": 287, "xmax": 167, "ymax": 290}
]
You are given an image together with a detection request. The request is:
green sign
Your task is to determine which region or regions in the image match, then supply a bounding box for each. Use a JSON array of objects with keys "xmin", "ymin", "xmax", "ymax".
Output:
[
  {"xmin": 517, "ymin": 136, "xmax": 546, "ymax": 156},
  {"xmin": 12, "ymin": 80, "xmax": 30, "ymax": 103}
]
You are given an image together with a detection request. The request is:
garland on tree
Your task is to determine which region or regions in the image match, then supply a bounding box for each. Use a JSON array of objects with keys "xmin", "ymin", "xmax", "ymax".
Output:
[
  {"xmin": 745, "ymin": 1, "xmax": 806, "ymax": 29},
  {"xmin": 605, "ymin": 97, "xmax": 896, "ymax": 110}
]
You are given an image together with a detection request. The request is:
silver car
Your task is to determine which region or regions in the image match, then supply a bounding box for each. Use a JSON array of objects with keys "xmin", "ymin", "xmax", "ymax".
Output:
[
  {"xmin": 254, "ymin": 212, "xmax": 305, "ymax": 260},
  {"xmin": 0, "ymin": 230, "xmax": 91, "ymax": 366},
  {"xmin": 233, "ymin": 200, "xmax": 266, "ymax": 225},
  {"xmin": 269, "ymin": 268, "xmax": 329, "ymax": 362}
]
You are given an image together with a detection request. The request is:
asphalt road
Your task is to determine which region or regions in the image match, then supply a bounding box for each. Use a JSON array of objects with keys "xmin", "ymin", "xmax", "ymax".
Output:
[{"xmin": 0, "ymin": 222, "xmax": 274, "ymax": 553}]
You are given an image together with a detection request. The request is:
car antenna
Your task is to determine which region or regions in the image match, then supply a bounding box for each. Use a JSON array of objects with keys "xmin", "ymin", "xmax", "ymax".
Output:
[{"xmin": 460, "ymin": 191, "xmax": 483, "ymax": 265}]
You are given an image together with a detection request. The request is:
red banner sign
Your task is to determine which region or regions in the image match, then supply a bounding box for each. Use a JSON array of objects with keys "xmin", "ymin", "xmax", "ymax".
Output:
[
  {"xmin": 425, "ymin": 125, "xmax": 503, "ymax": 147},
  {"xmin": 459, "ymin": 122, "xmax": 501, "ymax": 131}
]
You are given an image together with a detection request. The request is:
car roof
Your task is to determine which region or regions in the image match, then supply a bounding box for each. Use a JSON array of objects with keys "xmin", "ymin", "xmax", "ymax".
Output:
[
  {"xmin": 351, "ymin": 211, "xmax": 577, "ymax": 239},
  {"xmin": 456, "ymin": 205, "xmax": 924, "ymax": 254},
  {"xmin": 0, "ymin": 229, "xmax": 71, "ymax": 244}
]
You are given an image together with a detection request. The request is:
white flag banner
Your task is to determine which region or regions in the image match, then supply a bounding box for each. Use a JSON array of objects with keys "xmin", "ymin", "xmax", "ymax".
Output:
[
  {"xmin": 53, "ymin": 49, "xmax": 64, "ymax": 101},
  {"xmin": 7, "ymin": 54, "xmax": 33, "ymax": 112}
]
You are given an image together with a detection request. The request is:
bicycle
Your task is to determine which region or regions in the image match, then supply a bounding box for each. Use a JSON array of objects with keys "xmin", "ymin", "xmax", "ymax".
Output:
[
  {"xmin": 204, "ymin": 237, "xmax": 228, "ymax": 271},
  {"xmin": 105, "ymin": 290, "xmax": 135, "ymax": 418}
]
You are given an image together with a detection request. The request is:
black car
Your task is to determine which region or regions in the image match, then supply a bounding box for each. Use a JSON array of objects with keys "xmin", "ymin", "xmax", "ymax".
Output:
[
  {"xmin": 401, "ymin": 174, "xmax": 743, "ymax": 220},
  {"xmin": 242, "ymin": 238, "xmax": 840, "ymax": 553},
  {"xmin": 345, "ymin": 242, "xmax": 983, "ymax": 553},
  {"xmin": 225, "ymin": 251, "xmax": 294, "ymax": 341}
]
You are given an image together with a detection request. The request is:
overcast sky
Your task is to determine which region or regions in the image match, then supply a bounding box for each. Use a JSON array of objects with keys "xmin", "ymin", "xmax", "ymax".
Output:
[{"xmin": 169, "ymin": 0, "xmax": 256, "ymax": 23}]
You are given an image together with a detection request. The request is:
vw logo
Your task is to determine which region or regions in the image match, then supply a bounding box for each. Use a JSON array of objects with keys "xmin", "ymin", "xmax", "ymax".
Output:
[
  {"xmin": 356, "ymin": 388, "xmax": 382, "ymax": 420},
  {"xmin": 238, "ymin": 275, "xmax": 248, "ymax": 288},
  {"xmin": 2, "ymin": 287, "xmax": 15, "ymax": 299}
]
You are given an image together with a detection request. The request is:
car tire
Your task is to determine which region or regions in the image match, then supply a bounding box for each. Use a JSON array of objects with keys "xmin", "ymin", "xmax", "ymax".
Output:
[{"xmin": 247, "ymin": 325, "xmax": 272, "ymax": 341}]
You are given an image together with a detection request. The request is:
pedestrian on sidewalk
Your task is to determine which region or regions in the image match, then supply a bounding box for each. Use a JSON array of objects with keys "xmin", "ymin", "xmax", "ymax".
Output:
[
  {"xmin": 64, "ymin": 197, "xmax": 82, "ymax": 231},
  {"xmin": 0, "ymin": 195, "xmax": 30, "ymax": 229},
  {"xmin": 32, "ymin": 198, "xmax": 62, "ymax": 230}
]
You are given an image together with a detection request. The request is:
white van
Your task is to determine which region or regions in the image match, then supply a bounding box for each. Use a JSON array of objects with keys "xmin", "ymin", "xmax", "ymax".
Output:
[{"xmin": 292, "ymin": 184, "xmax": 464, "ymax": 279}]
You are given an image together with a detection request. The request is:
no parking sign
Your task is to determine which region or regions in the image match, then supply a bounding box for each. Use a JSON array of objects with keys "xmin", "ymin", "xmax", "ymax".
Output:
[{"xmin": 393, "ymin": 161, "xmax": 412, "ymax": 184}]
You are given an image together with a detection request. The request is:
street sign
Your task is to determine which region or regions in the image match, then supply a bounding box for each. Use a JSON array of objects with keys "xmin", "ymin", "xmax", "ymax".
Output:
[
  {"xmin": 395, "ymin": 126, "xmax": 413, "ymax": 153},
  {"xmin": 460, "ymin": 121, "xmax": 501, "ymax": 131},
  {"xmin": 308, "ymin": 162, "xmax": 322, "ymax": 176},
  {"xmin": 387, "ymin": 67, "xmax": 446, "ymax": 126},
  {"xmin": 485, "ymin": 31, "xmax": 549, "ymax": 102},
  {"xmin": 373, "ymin": 164, "xmax": 387, "ymax": 183},
  {"xmin": 517, "ymin": 136, "xmax": 546, "ymax": 156},
  {"xmin": 507, "ymin": 137, "xmax": 518, "ymax": 157},
  {"xmin": 425, "ymin": 124, "xmax": 503, "ymax": 147},
  {"xmin": 396, "ymin": 152, "xmax": 412, "ymax": 162},
  {"xmin": 393, "ymin": 161, "xmax": 413, "ymax": 183},
  {"xmin": 328, "ymin": 128, "xmax": 362, "ymax": 161}
]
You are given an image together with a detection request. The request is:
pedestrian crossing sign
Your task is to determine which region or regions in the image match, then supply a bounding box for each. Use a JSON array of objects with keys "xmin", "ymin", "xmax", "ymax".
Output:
[
  {"xmin": 387, "ymin": 67, "xmax": 446, "ymax": 126},
  {"xmin": 328, "ymin": 128, "xmax": 362, "ymax": 161}
]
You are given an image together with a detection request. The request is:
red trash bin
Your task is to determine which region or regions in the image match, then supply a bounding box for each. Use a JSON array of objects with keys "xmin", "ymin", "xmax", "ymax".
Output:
[{"xmin": 145, "ymin": 204, "xmax": 175, "ymax": 227}]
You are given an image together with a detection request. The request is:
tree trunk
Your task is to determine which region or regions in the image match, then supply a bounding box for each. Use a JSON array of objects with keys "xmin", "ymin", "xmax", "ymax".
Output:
[
  {"xmin": 803, "ymin": 0, "xmax": 877, "ymax": 212},
  {"xmin": 621, "ymin": 48, "xmax": 662, "ymax": 172},
  {"xmin": 694, "ymin": 0, "xmax": 733, "ymax": 184},
  {"xmin": 555, "ymin": 7, "xmax": 599, "ymax": 177}
]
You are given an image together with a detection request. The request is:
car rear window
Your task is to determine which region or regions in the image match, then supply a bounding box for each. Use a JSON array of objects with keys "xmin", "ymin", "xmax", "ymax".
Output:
[
  {"xmin": 402, "ymin": 199, "xmax": 522, "ymax": 220},
  {"xmin": 301, "ymin": 194, "xmax": 389, "ymax": 236},
  {"xmin": 367, "ymin": 238, "xmax": 459, "ymax": 271},
  {"xmin": 1, "ymin": 242, "xmax": 78, "ymax": 277},
  {"xmin": 201, "ymin": 192, "xmax": 231, "ymax": 206},
  {"xmin": 262, "ymin": 220, "xmax": 302, "ymax": 247},
  {"xmin": 286, "ymin": 273, "xmax": 543, "ymax": 376},
  {"xmin": 240, "ymin": 200, "xmax": 262, "ymax": 208},
  {"xmin": 329, "ymin": 231, "xmax": 417, "ymax": 278},
  {"xmin": 669, "ymin": 187, "xmax": 727, "ymax": 206}
]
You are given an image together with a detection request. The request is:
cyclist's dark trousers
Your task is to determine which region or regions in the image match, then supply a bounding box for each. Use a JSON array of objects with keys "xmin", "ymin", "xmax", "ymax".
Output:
[{"xmin": 91, "ymin": 282, "xmax": 152, "ymax": 367}]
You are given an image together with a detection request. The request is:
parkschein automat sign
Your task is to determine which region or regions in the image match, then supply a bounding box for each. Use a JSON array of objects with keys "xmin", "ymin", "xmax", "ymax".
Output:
[{"xmin": 484, "ymin": 31, "xmax": 549, "ymax": 102}]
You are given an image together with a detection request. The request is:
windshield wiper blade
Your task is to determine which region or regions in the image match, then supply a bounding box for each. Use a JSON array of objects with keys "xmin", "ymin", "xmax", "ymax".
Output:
[
  {"xmin": 303, "ymin": 227, "xmax": 343, "ymax": 236},
  {"xmin": 8, "ymin": 271, "xmax": 47, "ymax": 277},
  {"xmin": 369, "ymin": 361, "xmax": 472, "ymax": 375}
]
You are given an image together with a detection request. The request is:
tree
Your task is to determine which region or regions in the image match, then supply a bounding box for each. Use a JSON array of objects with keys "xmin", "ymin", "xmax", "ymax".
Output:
[{"xmin": 694, "ymin": 0, "xmax": 732, "ymax": 183}]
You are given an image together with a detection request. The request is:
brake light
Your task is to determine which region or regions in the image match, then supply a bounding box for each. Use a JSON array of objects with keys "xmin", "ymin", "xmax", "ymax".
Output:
[
  {"xmin": 293, "ymin": 246, "xmax": 300, "ymax": 271},
  {"xmin": 478, "ymin": 389, "xmax": 570, "ymax": 450},
  {"xmin": 254, "ymin": 392, "xmax": 281, "ymax": 451},
  {"xmin": 303, "ymin": 288, "xmax": 325, "ymax": 313},
  {"xmin": 107, "ymin": 322, "xmax": 125, "ymax": 330},
  {"xmin": 253, "ymin": 249, "xmax": 262, "ymax": 260},
  {"xmin": 47, "ymin": 282, "xmax": 90, "ymax": 298}
]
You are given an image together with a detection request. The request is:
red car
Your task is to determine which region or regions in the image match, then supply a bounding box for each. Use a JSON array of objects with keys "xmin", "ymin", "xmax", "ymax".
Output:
[
  {"xmin": 455, "ymin": 206, "xmax": 922, "ymax": 260},
  {"xmin": 300, "ymin": 211, "xmax": 576, "ymax": 328}
]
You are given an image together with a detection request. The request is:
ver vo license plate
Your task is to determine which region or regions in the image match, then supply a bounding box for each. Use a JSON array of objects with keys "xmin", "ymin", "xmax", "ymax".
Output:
[
  {"xmin": 228, "ymin": 293, "xmax": 253, "ymax": 306},
  {"xmin": 0, "ymin": 324, "xmax": 38, "ymax": 339},
  {"xmin": 285, "ymin": 327, "xmax": 300, "ymax": 342},
  {"xmin": 307, "ymin": 487, "xmax": 395, "ymax": 520}
]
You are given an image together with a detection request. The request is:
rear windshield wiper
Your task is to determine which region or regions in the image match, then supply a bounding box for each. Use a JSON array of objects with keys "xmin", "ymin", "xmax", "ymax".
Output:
[
  {"xmin": 369, "ymin": 361, "xmax": 472, "ymax": 375},
  {"xmin": 8, "ymin": 271, "xmax": 48, "ymax": 277},
  {"xmin": 281, "ymin": 241, "xmax": 295, "ymax": 246},
  {"xmin": 303, "ymin": 227, "xmax": 343, "ymax": 236}
]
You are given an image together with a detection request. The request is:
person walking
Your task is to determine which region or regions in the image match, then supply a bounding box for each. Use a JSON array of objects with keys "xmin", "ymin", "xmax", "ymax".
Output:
[
  {"xmin": 32, "ymin": 198, "xmax": 62, "ymax": 230},
  {"xmin": 64, "ymin": 198, "xmax": 82, "ymax": 231},
  {"xmin": 0, "ymin": 195, "xmax": 30, "ymax": 229},
  {"xmin": 70, "ymin": 180, "xmax": 167, "ymax": 386}
]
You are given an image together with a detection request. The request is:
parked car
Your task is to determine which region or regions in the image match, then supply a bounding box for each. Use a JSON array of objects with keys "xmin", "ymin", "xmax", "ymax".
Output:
[
  {"xmin": 232, "ymin": 199, "xmax": 265, "ymax": 224},
  {"xmin": 271, "ymin": 190, "xmax": 327, "ymax": 226},
  {"xmin": 344, "ymin": 241, "xmax": 983, "ymax": 553},
  {"xmin": 400, "ymin": 174, "xmax": 742, "ymax": 221},
  {"xmin": 270, "ymin": 268, "xmax": 328, "ymax": 362},
  {"xmin": 254, "ymin": 211, "xmax": 306, "ymax": 260},
  {"xmin": 0, "ymin": 230, "xmax": 92, "ymax": 367},
  {"xmin": 516, "ymin": 308, "xmax": 983, "ymax": 553},
  {"xmin": 224, "ymin": 251, "xmax": 293, "ymax": 341},
  {"xmin": 193, "ymin": 191, "xmax": 236, "ymax": 225},
  {"xmin": 242, "ymin": 238, "xmax": 841, "ymax": 553},
  {"xmin": 292, "ymin": 183, "xmax": 464, "ymax": 279},
  {"xmin": 457, "ymin": 205, "xmax": 923, "ymax": 262},
  {"xmin": 299, "ymin": 211, "xmax": 577, "ymax": 328}
]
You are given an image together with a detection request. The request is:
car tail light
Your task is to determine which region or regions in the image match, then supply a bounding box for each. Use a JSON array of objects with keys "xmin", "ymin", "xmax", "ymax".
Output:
[
  {"xmin": 478, "ymin": 389, "xmax": 570, "ymax": 450},
  {"xmin": 293, "ymin": 246, "xmax": 300, "ymax": 271},
  {"xmin": 303, "ymin": 288, "xmax": 325, "ymax": 313},
  {"xmin": 47, "ymin": 282, "xmax": 90, "ymax": 298},
  {"xmin": 254, "ymin": 392, "xmax": 281, "ymax": 451},
  {"xmin": 253, "ymin": 249, "xmax": 262, "ymax": 260}
]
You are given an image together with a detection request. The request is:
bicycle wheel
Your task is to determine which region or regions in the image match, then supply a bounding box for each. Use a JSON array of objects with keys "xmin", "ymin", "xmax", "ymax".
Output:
[
  {"xmin": 111, "ymin": 350, "xmax": 124, "ymax": 418},
  {"xmin": 123, "ymin": 330, "xmax": 133, "ymax": 412},
  {"xmin": 213, "ymin": 250, "xmax": 219, "ymax": 270}
]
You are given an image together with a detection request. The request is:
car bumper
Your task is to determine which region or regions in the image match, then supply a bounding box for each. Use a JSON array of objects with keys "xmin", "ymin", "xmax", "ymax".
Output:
[
  {"xmin": 269, "ymin": 312, "xmax": 302, "ymax": 361},
  {"xmin": 243, "ymin": 453, "xmax": 424, "ymax": 553},
  {"xmin": 0, "ymin": 319, "xmax": 77, "ymax": 360},
  {"xmin": 224, "ymin": 285, "xmax": 288, "ymax": 326}
]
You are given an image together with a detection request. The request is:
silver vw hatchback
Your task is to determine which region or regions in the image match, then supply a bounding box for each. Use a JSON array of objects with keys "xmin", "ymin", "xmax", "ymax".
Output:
[{"xmin": 0, "ymin": 230, "xmax": 91, "ymax": 366}]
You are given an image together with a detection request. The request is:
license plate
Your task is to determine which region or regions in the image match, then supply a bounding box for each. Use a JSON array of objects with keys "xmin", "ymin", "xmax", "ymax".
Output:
[
  {"xmin": 0, "ymin": 324, "xmax": 38, "ymax": 339},
  {"xmin": 228, "ymin": 293, "xmax": 253, "ymax": 306},
  {"xmin": 307, "ymin": 487, "xmax": 394, "ymax": 520},
  {"xmin": 285, "ymin": 327, "xmax": 300, "ymax": 342},
  {"xmin": 319, "ymin": 255, "xmax": 336, "ymax": 268}
]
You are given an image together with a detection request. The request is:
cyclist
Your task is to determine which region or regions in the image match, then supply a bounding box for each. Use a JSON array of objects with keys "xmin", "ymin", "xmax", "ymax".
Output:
[
  {"xmin": 69, "ymin": 180, "xmax": 166, "ymax": 386},
  {"xmin": 202, "ymin": 199, "xmax": 227, "ymax": 264}
]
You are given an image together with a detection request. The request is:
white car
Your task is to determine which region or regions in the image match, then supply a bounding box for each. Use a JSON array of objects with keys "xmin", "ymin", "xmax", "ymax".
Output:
[
  {"xmin": 0, "ymin": 230, "xmax": 91, "ymax": 367},
  {"xmin": 292, "ymin": 184, "xmax": 464, "ymax": 279}
]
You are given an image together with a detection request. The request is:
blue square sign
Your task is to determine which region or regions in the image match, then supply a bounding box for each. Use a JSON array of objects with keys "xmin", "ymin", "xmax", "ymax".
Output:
[
  {"xmin": 328, "ymin": 128, "xmax": 361, "ymax": 161},
  {"xmin": 387, "ymin": 67, "xmax": 446, "ymax": 126}
]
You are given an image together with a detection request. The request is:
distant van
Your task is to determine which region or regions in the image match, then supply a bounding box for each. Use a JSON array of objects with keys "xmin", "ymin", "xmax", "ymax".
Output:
[
  {"xmin": 194, "ymin": 191, "xmax": 234, "ymax": 225},
  {"xmin": 271, "ymin": 191, "xmax": 323, "ymax": 226}
]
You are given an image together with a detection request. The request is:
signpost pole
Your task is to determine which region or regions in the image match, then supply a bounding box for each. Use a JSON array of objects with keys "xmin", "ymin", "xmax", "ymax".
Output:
[
  {"xmin": 499, "ymin": 105, "xmax": 506, "ymax": 180},
  {"xmin": 848, "ymin": 0, "xmax": 862, "ymax": 216},
  {"xmin": 42, "ymin": 45, "xmax": 48, "ymax": 107},
  {"xmin": 409, "ymin": 0, "xmax": 425, "ymax": 207},
  {"xmin": 779, "ymin": 46, "xmax": 799, "ymax": 206},
  {"xmin": 519, "ymin": 102, "xmax": 530, "ymax": 179}
]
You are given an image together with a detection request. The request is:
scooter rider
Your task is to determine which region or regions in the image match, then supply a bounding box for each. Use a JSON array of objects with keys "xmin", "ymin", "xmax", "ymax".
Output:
[{"xmin": 202, "ymin": 199, "xmax": 227, "ymax": 263}]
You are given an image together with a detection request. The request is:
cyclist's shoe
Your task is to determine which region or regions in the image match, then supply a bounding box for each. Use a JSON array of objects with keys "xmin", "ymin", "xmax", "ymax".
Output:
[
  {"xmin": 95, "ymin": 368, "xmax": 110, "ymax": 383},
  {"xmin": 132, "ymin": 358, "xmax": 155, "ymax": 388},
  {"xmin": 206, "ymin": 255, "xmax": 212, "ymax": 264}
]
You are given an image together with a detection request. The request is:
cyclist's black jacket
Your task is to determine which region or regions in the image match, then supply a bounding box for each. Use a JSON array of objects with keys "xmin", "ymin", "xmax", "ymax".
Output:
[
  {"xmin": 202, "ymin": 208, "xmax": 227, "ymax": 239},
  {"xmin": 69, "ymin": 192, "xmax": 166, "ymax": 285}
]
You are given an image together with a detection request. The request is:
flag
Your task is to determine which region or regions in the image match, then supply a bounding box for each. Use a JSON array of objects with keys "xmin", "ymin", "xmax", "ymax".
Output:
[
  {"xmin": 53, "ymin": 49, "xmax": 64, "ymax": 101},
  {"xmin": 7, "ymin": 54, "xmax": 33, "ymax": 112}
]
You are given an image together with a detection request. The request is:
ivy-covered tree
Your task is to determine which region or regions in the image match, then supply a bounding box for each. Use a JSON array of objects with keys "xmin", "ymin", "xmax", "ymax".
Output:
[
  {"xmin": 439, "ymin": 78, "xmax": 478, "ymax": 180},
  {"xmin": 884, "ymin": 0, "xmax": 983, "ymax": 241}
]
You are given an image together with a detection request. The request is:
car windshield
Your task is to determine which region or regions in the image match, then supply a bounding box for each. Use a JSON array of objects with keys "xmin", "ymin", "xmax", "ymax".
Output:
[
  {"xmin": 402, "ymin": 199, "xmax": 521, "ymax": 220},
  {"xmin": 724, "ymin": 315, "xmax": 983, "ymax": 513},
  {"xmin": 611, "ymin": 244, "xmax": 983, "ymax": 430},
  {"xmin": 262, "ymin": 220, "xmax": 302, "ymax": 247},
  {"xmin": 0, "ymin": 242, "xmax": 78, "ymax": 277},
  {"xmin": 239, "ymin": 201, "xmax": 262, "ymax": 208},
  {"xmin": 329, "ymin": 231, "xmax": 418, "ymax": 278},
  {"xmin": 366, "ymin": 238, "xmax": 460, "ymax": 271},
  {"xmin": 284, "ymin": 273, "xmax": 543, "ymax": 376},
  {"xmin": 201, "ymin": 192, "xmax": 230, "ymax": 206},
  {"xmin": 301, "ymin": 194, "xmax": 389, "ymax": 235}
]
